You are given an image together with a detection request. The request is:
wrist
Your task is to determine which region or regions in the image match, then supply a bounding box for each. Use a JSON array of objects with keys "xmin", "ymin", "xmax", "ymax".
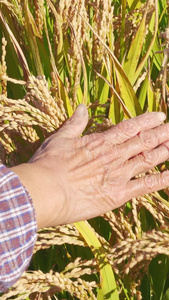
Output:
[{"xmin": 10, "ymin": 163, "xmax": 65, "ymax": 229}]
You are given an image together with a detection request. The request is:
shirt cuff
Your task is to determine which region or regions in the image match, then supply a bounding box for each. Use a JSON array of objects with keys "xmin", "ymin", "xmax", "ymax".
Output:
[{"xmin": 0, "ymin": 163, "xmax": 37, "ymax": 292}]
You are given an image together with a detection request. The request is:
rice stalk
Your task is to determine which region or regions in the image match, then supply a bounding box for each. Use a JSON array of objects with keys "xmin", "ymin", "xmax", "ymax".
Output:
[{"xmin": 0, "ymin": 37, "xmax": 7, "ymax": 95}]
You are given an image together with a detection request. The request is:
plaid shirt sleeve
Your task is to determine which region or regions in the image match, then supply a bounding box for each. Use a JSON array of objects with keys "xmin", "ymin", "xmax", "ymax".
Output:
[{"xmin": 0, "ymin": 163, "xmax": 37, "ymax": 292}]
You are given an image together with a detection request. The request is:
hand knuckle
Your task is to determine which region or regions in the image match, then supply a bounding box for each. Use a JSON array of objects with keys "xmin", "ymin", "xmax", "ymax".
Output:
[
  {"xmin": 142, "ymin": 151, "xmax": 154, "ymax": 168},
  {"xmin": 107, "ymin": 143, "xmax": 120, "ymax": 160},
  {"xmin": 119, "ymin": 119, "xmax": 138, "ymax": 137},
  {"xmin": 160, "ymin": 172, "xmax": 169, "ymax": 186},
  {"xmin": 99, "ymin": 140, "xmax": 121, "ymax": 162},
  {"xmin": 144, "ymin": 175, "xmax": 155, "ymax": 190},
  {"xmin": 139, "ymin": 131, "xmax": 157, "ymax": 149}
]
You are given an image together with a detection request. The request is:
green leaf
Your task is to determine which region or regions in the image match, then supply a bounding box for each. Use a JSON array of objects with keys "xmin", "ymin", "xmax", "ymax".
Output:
[
  {"xmin": 150, "ymin": 255, "xmax": 169, "ymax": 300},
  {"xmin": 120, "ymin": 0, "xmax": 127, "ymax": 62},
  {"xmin": 141, "ymin": 274, "xmax": 151, "ymax": 300},
  {"xmin": 134, "ymin": 0, "xmax": 159, "ymax": 83},
  {"xmin": 151, "ymin": 38, "xmax": 163, "ymax": 71},
  {"xmin": 97, "ymin": 64, "xmax": 110, "ymax": 105},
  {"xmin": 109, "ymin": 87, "xmax": 121, "ymax": 124},
  {"xmin": 114, "ymin": 62, "xmax": 142, "ymax": 117},
  {"xmin": 76, "ymin": 85, "xmax": 83, "ymax": 105},
  {"xmin": 138, "ymin": 75, "xmax": 148, "ymax": 110},
  {"xmin": 163, "ymin": 288, "xmax": 169, "ymax": 300},
  {"xmin": 97, "ymin": 288, "xmax": 104, "ymax": 300},
  {"xmin": 60, "ymin": 81, "xmax": 73, "ymax": 117},
  {"xmin": 127, "ymin": 0, "xmax": 142, "ymax": 10},
  {"xmin": 124, "ymin": 7, "xmax": 147, "ymax": 85},
  {"xmin": 24, "ymin": 0, "xmax": 43, "ymax": 75},
  {"xmin": 0, "ymin": 9, "xmax": 30, "ymax": 80},
  {"xmin": 147, "ymin": 75, "xmax": 158, "ymax": 112},
  {"xmin": 75, "ymin": 221, "xmax": 119, "ymax": 300}
]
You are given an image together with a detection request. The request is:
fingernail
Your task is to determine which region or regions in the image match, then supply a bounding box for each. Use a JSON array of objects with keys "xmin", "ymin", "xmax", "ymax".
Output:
[
  {"xmin": 77, "ymin": 104, "xmax": 87, "ymax": 116},
  {"xmin": 157, "ymin": 112, "xmax": 166, "ymax": 121}
]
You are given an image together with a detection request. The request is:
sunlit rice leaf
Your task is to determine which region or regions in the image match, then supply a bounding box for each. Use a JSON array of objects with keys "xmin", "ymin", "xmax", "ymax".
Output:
[
  {"xmin": 147, "ymin": 74, "xmax": 159, "ymax": 112},
  {"xmin": 75, "ymin": 221, "xmax": 119, "ymax": 300},
  {"xmin": 60, "ymin": 82, "xmax": 74, "ymax": 117},
  {"xmin": 113, "ymin": 62, "xmax": 142, "ymax": 117},
  {"xmin": 97, "ymin": 64, "xmax": 110, "ymax": 105},
  {"xmin": 134, "ymin": 0, "xmax": 159, "ymax": 82},
  {"xmin": 123, "ymin": 4, "xmax": 147, "ymax": 85},
  {"xmin": 108, "ymin": 87, "xmax": 121, "ymax": 124},
  {"xmin": 138, "ymin": 74, "xmax": 148, "ymax": 110},
  {"xmin": 24, "ymin": 0, "xmax": 43, "ymax": 75},
  {"xmin": 127, "ymin": 0, "xmax": 142, "ymax": 9},
  {"xmin": 95, "ymin": 71, "xmax": 133, "ymax": 118}
]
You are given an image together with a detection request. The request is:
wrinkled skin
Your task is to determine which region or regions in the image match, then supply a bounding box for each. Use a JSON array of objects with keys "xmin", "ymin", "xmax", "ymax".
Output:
[{"xmin": 11, "ymin": 105, "xmax": 169, "ymax": 229}]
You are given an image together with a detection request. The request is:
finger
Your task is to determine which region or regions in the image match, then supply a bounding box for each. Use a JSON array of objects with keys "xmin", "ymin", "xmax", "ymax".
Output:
[
  {"xmin": 57, "ymin": 104, "xmax": 89, "ymax": 138},
  {"xmin": 78, "ymin": 116, "xmax": 168, "ymax": 166},
  {"xmin": 75, "ymin": 127, "xmax": 169, "ymax": 171},
  {"xmin": 127, "ymin": 143, "xmax": 169, "ymax": 178},
  {"xmin": 103, "ymin": 112, "xmax": 166, "ymax": 145},
  {"xmin": 121, "ymin": 122, "xmax": 169, "ymax": 160},
  {"xmin": 127, "ymin": 170, "xmax": 169, "ymax": 200},
  {"xmin": 71, "ymin": 111, "xmax": 166, "ymax": 152}
]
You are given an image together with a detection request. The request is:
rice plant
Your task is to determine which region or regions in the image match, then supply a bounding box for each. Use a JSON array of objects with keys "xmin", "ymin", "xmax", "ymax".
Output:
[{"xmin": 0, "ymin": 0, "xmax": 169, "ymax": 299}]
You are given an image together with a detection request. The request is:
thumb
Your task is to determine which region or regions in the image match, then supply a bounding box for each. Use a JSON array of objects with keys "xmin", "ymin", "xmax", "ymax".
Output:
[{"xmin": 57, "ymin": 104, "xmax": 89, "ymax": 138}]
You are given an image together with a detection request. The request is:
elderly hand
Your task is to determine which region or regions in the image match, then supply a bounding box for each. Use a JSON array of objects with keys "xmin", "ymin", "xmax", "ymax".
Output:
[{"xmin": 11, "ymin": 105, "xmax": 169, "ymax": 229}]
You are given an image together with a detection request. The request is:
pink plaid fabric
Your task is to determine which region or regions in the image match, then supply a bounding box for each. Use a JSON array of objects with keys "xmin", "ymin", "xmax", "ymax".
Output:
[{"xmin": 0, "ymin": 164, "xmax": 37, "ymax": 292}]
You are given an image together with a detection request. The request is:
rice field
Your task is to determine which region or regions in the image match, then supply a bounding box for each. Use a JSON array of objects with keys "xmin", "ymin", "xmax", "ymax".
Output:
[{"xmin": 0, "ymin": 0, "xmax": 169, "ymax": 299}]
